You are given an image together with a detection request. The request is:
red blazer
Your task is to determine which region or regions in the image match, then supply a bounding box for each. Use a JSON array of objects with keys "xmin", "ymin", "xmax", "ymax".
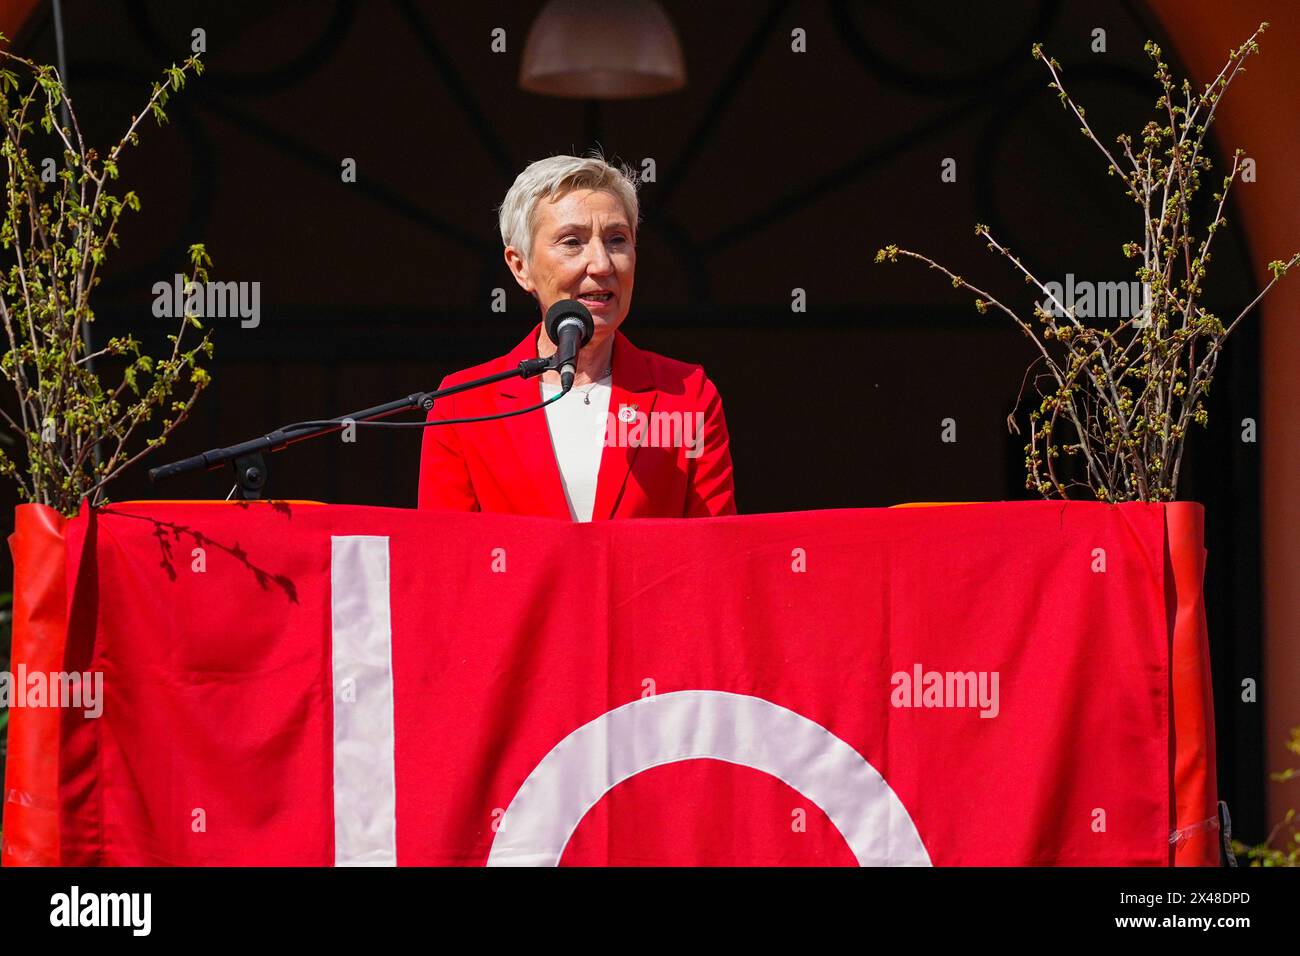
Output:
[{"xmin": 418, "ymin": 323, "xmax": 737, "ymax": 519}]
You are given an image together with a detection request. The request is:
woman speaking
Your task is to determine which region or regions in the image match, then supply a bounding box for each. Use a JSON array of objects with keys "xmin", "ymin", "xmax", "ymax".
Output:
[{"xmin": 418, "ymin": 151, "xmax": 737, "ymax": 520}]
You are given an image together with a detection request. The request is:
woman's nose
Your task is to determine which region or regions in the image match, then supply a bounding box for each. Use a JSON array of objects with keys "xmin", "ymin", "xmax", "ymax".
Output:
[{"xmin": 585, "ymin": 238, "xmax": 614, "ymax": 274}]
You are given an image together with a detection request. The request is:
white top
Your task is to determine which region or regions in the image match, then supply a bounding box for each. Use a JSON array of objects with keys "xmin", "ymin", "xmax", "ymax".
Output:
[{"xmin": 539, "ymin": 375, "xmax": 612, "ymax": 522}]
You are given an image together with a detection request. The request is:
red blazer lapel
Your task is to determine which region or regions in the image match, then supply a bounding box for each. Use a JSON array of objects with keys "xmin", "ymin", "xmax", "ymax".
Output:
[
  {"xmin": 496, "ymin": 323, "xmax": 571, "ymax": 519},
  {"xmin": 591, "ymin": 331, "xmax": 658, "ymax": 521},
  {"xmin": 495, "ymin": 322, "xmax": 660, "ymax": 521}
]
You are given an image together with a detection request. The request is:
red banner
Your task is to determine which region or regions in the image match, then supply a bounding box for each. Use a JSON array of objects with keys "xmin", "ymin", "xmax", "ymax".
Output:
[{"xmin": 27, "ymin": 499, "xmax": 1213, "ymax": 865}]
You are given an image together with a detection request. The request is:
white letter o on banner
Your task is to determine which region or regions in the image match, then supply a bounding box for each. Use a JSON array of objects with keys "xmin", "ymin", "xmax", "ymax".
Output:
[{"xmin": 487, "ymin": 690, "xmax": 931, "ymax": 866}]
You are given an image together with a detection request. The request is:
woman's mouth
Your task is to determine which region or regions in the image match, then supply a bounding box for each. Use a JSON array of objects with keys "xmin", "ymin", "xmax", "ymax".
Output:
[{"xmin": 577, "ymin": 291, "xmax": 615, "ymax": 309}]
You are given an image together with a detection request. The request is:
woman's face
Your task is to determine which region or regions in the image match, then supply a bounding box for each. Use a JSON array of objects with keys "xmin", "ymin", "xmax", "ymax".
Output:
[{"xmin": 505, "ymin": 188, "xmax": 636, "ymax": 341}]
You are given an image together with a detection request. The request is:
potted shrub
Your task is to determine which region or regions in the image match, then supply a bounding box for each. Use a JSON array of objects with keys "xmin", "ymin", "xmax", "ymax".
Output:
[
  {"xmin": 875, "ymin": 23, "xmax": 1296, "ymax": 504},
  {"xmin": 0, "ymin": 37, "xmax": 210, "ymax": 865},
  {"xmin": 876, "ymin": 24, "xmax": 1296, "ymax": 866}
]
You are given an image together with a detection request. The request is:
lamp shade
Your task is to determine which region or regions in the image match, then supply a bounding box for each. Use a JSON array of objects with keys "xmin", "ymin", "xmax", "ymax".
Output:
[{"xmin": 520, "ymin": 0, "xmax": 686, "ymax": 99}]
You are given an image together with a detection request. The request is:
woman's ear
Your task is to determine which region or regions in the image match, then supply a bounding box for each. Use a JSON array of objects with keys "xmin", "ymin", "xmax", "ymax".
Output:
[{"xmin": 504, "ymin": 246, "xmax": 534, "ymax": 294}]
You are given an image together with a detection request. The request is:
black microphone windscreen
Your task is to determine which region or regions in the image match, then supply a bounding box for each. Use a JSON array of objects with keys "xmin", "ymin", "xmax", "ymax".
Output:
[{"xmin": 544, "ymin": 299, "xmax": 594, "ymax": 346}]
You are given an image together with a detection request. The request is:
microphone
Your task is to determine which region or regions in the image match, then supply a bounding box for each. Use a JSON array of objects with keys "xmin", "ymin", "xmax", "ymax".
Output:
[{"xmin": 544, "ymin": 299, "xmax": 595, "ymax": 392}]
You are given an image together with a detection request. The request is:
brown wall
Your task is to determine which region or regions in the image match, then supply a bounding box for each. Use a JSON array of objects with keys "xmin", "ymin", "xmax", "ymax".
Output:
[{"xmin": 1151, "ymin": 0, "xmax": 1300, "ymax": 836}]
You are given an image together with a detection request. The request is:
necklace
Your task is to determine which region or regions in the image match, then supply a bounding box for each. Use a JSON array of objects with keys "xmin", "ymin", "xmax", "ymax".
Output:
[{"xmin": 579, "ymin": 366, "xmax": 613, "ymax": 405}]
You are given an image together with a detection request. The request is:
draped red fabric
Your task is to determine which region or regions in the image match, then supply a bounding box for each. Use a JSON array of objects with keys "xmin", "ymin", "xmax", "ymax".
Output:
[
  {"xmin": 1, "ymin": 505, "xmax": 70, "ymax": 866},
  {"xmin": 10, "ymin": 499, "xmax": 1212, "ymax": 866}
]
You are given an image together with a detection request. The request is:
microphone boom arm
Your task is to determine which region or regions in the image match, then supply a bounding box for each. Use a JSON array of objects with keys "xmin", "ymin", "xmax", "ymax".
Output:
[{"xmin": 147, "ymin": 355, "xmax": 556, "ymax": 498}]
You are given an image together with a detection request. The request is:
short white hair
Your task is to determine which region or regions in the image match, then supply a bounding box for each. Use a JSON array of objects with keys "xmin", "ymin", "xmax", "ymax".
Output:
[{"xmin": 497, "ymin": 150, "xmax": 640, "ymax": 261}]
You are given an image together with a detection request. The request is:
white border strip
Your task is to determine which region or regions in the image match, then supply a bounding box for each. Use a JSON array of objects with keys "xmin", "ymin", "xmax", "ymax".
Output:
[{"xmin": 330, "ymin": 535, "xmax": 397, "ymax": 866}]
